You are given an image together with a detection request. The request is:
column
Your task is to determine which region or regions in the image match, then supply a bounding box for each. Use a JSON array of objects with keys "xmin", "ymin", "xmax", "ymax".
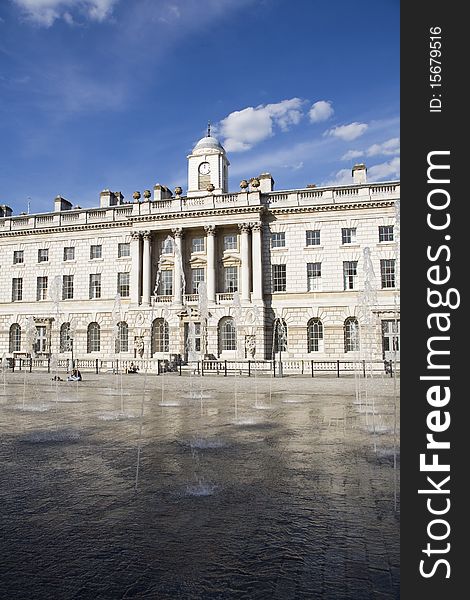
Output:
[
  {"xmin": 142, "ymin": 231, "xmax": 152, "ymax": 306},
  {"xmin": 172, "ymin": 227, "xmax": 184, "ymax": 306},
  {"xmin": 251, "ymin": 222, "xmax": 263, "ymax": 302},
  {"xmin": 130, "ymin": 231, "xmax": 142, "ymax": 305},
  {"xmin": 204, "ymin": 225, "xmax": 216, "ymax": 303},
  {"xmin": 238, "ymin": 223, "xmax": 251, "ymax": 302}
]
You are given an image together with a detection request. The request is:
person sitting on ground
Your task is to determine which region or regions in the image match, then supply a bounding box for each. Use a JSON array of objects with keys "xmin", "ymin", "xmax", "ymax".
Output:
[
  {"xmin": 127, "ymin": 362, "xmax": 139, "ymax": 374},
  {"xmin": 67, "ymin": 368, "xmax": 82, "ymax": 382}
]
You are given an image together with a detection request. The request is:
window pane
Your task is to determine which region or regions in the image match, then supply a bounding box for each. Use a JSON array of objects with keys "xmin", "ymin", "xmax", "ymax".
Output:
[
  {"xmin": 272, "ymin": 264, "xmax": 286, "ymax": 292},
  {"xmin": 341, "ymin": 228, "xmax": 356, "ymax": 244},
  {"xmin": 62, "ymin": 275, "xmax": 74, "ymax": 300},
  {"xmin": 118, "ymin": 272, "xmax": 130, "ymax": 297},
  {"xmin": 379, "ymin": 225, "xmax": 394, "ymax": 242},
  {"xmin": 90, "ymin": 245, "xmax": 102, "ymax": 259},
  {"xmin": 118, "ymin": 243, "xmax": 130, "ymax": 257},
  {"xmin": 308, "ymin": 319, "xmax": 323, "ymax": 352},
  {"xmin": 64, "ymin": 247, "xmax": 75, "ymax": 261},
  {"xmin": 38, "ymin": 249, "xmax": 49, "ymax": 262},
  {"xmin": 306, "ymin": 230, "xmax": 320, "ymax": 246},
  {"xmin": 223, "ymin": 235, "xmax": 237, "ymax": 250},
  {"xmin": 271, "ymin": 232, "xmax": 286, "ymax": 248},
  {"xmin": 224, "ymin": 266, "xmax": 238, "ymax": 292},
  {"xmin": 13, "ymin": 250, "xmax": 24, "ymax": 264},
  {"xmin": 380, "ymin": 259, "xmax": 396, "ymax": 288},
  {"xmin": 343, "ymin": 261, "xmax": 358, "ymax": 290},
  {"xmin": 89, "ymin": 274, "xmax": 101, "ymax": 299},
  {"xmin": 307, "ymin": 262, "xmax": 321, "ymax": 291},
  {"xmin": 191, "ymin": 268, "xmax": 205, "ymax": 294},
  {"xmin": 192, "ymin": 238, "xmax": 205, "ymax": 253}
]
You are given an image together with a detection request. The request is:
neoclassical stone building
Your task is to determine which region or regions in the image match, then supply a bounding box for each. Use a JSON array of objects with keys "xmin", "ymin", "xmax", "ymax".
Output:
[{"xmin": 0, "ymin": 132, "xmax": 400, "ymax": 364}]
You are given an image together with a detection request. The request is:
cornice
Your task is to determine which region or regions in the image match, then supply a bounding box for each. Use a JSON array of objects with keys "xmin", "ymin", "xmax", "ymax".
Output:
[{"xmin": 269, "ymin": 200, "xmax": 396, "ymax": 215}]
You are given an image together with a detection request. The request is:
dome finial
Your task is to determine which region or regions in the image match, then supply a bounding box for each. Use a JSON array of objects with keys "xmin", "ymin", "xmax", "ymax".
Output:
[{"xmin": 207, "ymin": 121, "xmax": 211, "ymax": 137}]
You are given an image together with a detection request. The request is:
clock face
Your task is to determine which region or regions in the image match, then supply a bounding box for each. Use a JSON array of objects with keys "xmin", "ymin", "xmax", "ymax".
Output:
[{"xmin": 199, "ymin": 162, "xmax": 210, "ymax": 175}]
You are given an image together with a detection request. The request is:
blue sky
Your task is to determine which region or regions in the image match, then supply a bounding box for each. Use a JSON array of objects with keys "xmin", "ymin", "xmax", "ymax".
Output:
[{"xmin": 0, "ymin": 0, "xmax": 399, "ymax": 215}]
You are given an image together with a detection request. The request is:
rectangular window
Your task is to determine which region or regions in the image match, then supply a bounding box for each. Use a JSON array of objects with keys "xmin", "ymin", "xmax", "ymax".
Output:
[
  {"xmin": 380, "ymin": 259, "xmax": 396, "ymax": 288},
  {"xmin": 89, "ymin": 273, "xmax": 101, "ymax": 299},
  {"xmin": 307, "ymin": 262, "xmax": 322, "ymax": 291},
  {"xmin": 343, "ymin": 261, "xmax": 358, "ymax": 290},
  {"xmin": 161, "ymin": 238, "xmax": 174, "ymax": 254},
  {"xmin": 379, "ymin": 225, "xmax": 394, "ymax": 242},
  {"xmin": 306, "ymin": 230, "xmax": 320, "ymax": 246},
  {"xmin": 38, "ymin": 248, "xmax": 49, "ymax": 263},
  {"xmin": 159, "ymin": 271, "xmax": 173, "ymax": 296},
  {"xmin": 191, "ymin": 268, "xmax": 205, "ymax": 294},
  {"xmin": 117, "ymin": 272, "xmax": 130, "ymax": 297},
  {"xmin": 118, "ymin": 243, "xmax": 130, "ymax": 257},
  {"xmin": 341, "ymin": 228, "xmax": 357, "ymax": 245},
  {"xmin": 37, "ymin": 276, "xmax": 48, "ymax": 300},
  {"xmin": 12, "ymin": 278, "xmax": 23, "ymax": 301},
  {"xmin": 191, "ymin": 237, "xmax": 205, "ymax": 253},
  {"xmin": 90, "ymin": 245, "xmax": 102, "ymax": 259},
  {"xmin": 13, "ymin": 250, "xmax": 24, "ymax": 264},
  {"xmin": 223, "ymin": 234, "xmax": 237, "ymax": 251},
  {"xmin": 271, "ymin": 232, "xmax": 286, "ymax": 248},
  {"xmin": 62, "ymin": 275, "xmax": 74, "ymax": 300},
  {"xmin": 35, "ymin": 326, "xmax": 47, "ymax": 353},
  {"xmin": 272, "ymin": 264, "xmax": 287, "ymax": 292},
  {"xmin": 224, "ymin": 266, "xmax": 238, "ymax": 292},
  {"xmin": 63, "ymin": 246, "xmax": 75, "ymax": 261}
]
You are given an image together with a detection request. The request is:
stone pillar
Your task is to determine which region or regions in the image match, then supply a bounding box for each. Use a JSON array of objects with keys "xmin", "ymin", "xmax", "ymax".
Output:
[
  {"xmin": 172, "ymin": 227, "xmax": 184, "ymax": 306},
  {"xmin": 251, "ymin": 222, "xmax": 263, "ymax": 302},
  {"xmin": 204, "ymin": 225, "xmax": 216, "ymax": 303},
  {"xmin": 142, "ymin": 230, "xmax": 152, "ymax": 306},
  {"xmin": 238, "ymin": 223, "xmax": 251, "ymax": 302},
  {"xmin": 130, "ymin": 231, "xmax": 142, "ymax": 305}
]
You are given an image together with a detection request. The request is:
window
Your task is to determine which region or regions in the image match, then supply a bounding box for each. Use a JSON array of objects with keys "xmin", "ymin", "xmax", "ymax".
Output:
[
  {"xmin": 343, "ymin": 261, "xmax": 358, "ymax": 290},
  {"xmin": 118, "ymin": 243, "xmax": 130, "ymax": 257},
  {"xmin": 60, "ymin": 323, "xmax": 72, "ymax": 353},
  {"xmin": 35, "ymin": 326, "xmax": 47, "ymax": 354},
  {"xmin": 115, "ymin": 322, "xmax": 129, "ymax": 353},
  {"xmin": 62, "ymin": 275, "xmax": 74, "ymax": 300},
  {"xmin": 191, "ymin": 268, "xmax": 205, "ymax": 294},
  {"xmin": 307, "ymin": 262, "xmax": 322, "ymax": 291},
  {"xmin": 306, "ymin": 230, "xmax": 320, "ymax": 246},
  {"xmin": 271, "ymin": 232, "xmax": 286, "ymax": 248},
  {"xmin": 87, "ymin": 322, "xmax": 100, "ymax": 353},
  {"xmin": 151, "ymin": 318, "xmax": 169, "ymax": 354},
  {"xmin": 224, "ymin": 266, "xmax": 238, "ymax": 292},
  {"xmin": 9, "ymin": 324, "xmax": 21, "ymax": 353},
  {"xmin": 159, "ymin": 271, "xmax": 173, "ymax": 296},
  {"xmin": 161, "ymin": 238, "xmax": 174, "ymax": 254},
  {"xmin": 223, "ymin": 234, "xmax": 237, "ymax": 251},
  {"xmin": 37, "ymin": 276, "xmax": 48, "ymax": 301},
  {"xmin": 380, "ymin": 259, "xmax": 396, "ymax": 288},
  {"xmin": 13, "ymin": 250, "xmax": 24, "ymax": 264},
  {"xmin": 12, "ymin": 278, "xmax": 23, "ymax": 302},
  {"xmin": 344, "ymin": 317, "xmax": 360, "ymax": 352},
  {"xmin": 273, "ymin": 319, "xmax": 288, "ymax": 353},
  {"xmin": 219, "ymin": 317, "xmax": 236, "ymax": 351},
  {"xmin": 272, "ymin": 264, "xmax": 287, "ymax": 292},
  {"xmin": 63, "ymin": 247, "xmax": 75, "ymax": 261},
  {"xmin": 90, "ymin": 245, "xmax": 102, "ymax": 259},
  {"xmin": 341, "ymin": 228, "xmax": 357, "ymax": 245},
  {"xmin": 38, "ymin": 248, "xmax": 49, "ymax": 262},
  {"xmin": 192, "ymin": 237, "xmax": 205, "ymax": 253},
  {"xmin": 382, "ymin": 319, "xmax": 400, "ymax": 355},
  {"xmin": 89, "ymin": 274, "xmax": 101, "ymax": 299},
  {"xmin": 307, "ymin": 319, "xmax": 324, "ymax": 352},
  {"xmin": 379, "ymin": 225, "xmax": 394, "ymax": 242},
  {"xmin": 117, "ymin": 272, "xmax": 130, "ymax": 297}
]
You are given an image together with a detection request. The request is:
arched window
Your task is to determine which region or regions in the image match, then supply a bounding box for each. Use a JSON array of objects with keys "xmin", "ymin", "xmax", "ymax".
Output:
[
  {"xmin": 219, "ymin": 317, "xmax": 236, "ymax": 352},
  {"xmin": 344, "ymin": 317, "xmax": 360, "ymax": 352},
  {"xmin": 151, "ymin": 318, "xmax": 169, "ymax": 354},
  {"xmin": 273, "ymin": 319, "xmax": 288, "ymax": 353},
  {"xmin": 115, "ymin": 321, "xmax": 129, "ymax": 353},
  {"xmin": 60, "ymin": 323, "xmax": 71, "ymax": 353},
  {"xmin": 87, "ymin": 322, "xmax": 100, "ymax": 353},
  {"xmin": 307, "ymin": 319, "xmax": 324, "ymax": 352},
  {"xmin": 9, "ymin": 323, "xmax": 21, "ymax": 353}
]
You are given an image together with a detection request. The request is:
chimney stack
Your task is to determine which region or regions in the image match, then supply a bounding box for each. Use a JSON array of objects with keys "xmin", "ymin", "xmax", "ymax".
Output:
[
  {"xmin": 352, "ymin": 163, "xmax": 367, "ymax": 184},
  {"xmin": 54, "ymin": 196, "xmax": 72, "ymax": 212}
]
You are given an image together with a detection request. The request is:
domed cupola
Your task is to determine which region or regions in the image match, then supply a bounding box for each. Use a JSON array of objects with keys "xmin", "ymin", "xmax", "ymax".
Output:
[{"xmin": 187, "ymin": 124, "xmax": 230, "ymax": 197}]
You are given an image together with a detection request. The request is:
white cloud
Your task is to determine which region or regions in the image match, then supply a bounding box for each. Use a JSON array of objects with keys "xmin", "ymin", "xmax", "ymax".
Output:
[
  {"xmin": 12, "ymin": 0, "xmax": 118, "ymax": 26},
  {"xmin": 217, "ymin": 98, "xmax": 304, "ymax": 153},
  {"xmin": 368, "ymin": 156, "xmax": 400, "ymax": 180},
  {"xmin": 342, "ymin": 149, "xmax": 364, "ymax": 161},
  {"xmin": 309, "ymin": 100, "xmax": 334, "ymax": 123},
  {"xmin": 326, "ymin": 122, "xmax": 368, "ymax": 142},
  {"xmin": 342, "ymin": 137, "xmax": 400, "ymax": 161},
  {"xmin": 366, "ymin": 137, "xmax": 400, "ymax": 157}
]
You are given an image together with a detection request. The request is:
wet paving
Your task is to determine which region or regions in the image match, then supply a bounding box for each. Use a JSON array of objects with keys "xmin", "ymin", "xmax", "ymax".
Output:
[{"xmin": 0, "ymin": 371, "xmax": 400, "ymax": 599}]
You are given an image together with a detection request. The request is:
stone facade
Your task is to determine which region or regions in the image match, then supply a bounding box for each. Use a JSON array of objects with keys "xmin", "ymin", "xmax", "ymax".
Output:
[{"xmin": 0, "ymin": 136, "xmax": 400, "ymax": 363}]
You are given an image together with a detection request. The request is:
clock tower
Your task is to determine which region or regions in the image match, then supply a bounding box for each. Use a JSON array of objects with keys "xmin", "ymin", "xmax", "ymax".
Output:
[{"xmin": 187, "ymin": 125, "xmax": 229, "ymax": 197}]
